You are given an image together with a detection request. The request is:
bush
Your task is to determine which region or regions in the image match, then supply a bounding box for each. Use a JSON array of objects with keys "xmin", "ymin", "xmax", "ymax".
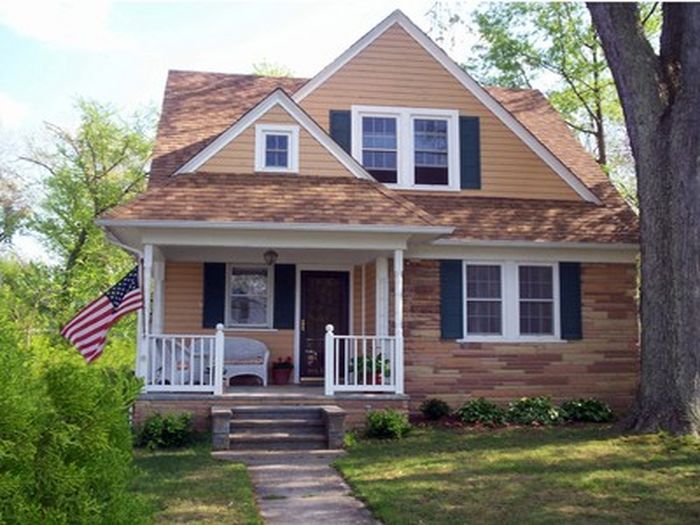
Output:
[
  {"xmin": 136, "ymin": 412, "xmax": 195, "ymax": 449},
  {"xmin": 420, "ymin": 398, "xmax": 451, "ymax": 420},
  {"xmin": 365, "ymin": 409, "xmax": 412, "ymax": 439},
  {"xmin": 456, "ymin": 398, "xmax": 507, "ymax": 427},
  {"xmin": 560, "ymin": 398, "xmax": 614, "ymax": 423},
  {"xmin": 0, "ymin": 338, "xmax": 149, "ymax": 523},
  {"xmin": 507, "ymin": 396, "xmax": 561, "ymax": 426}
]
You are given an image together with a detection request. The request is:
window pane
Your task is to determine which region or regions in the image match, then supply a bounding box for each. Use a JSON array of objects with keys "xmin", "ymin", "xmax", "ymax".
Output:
[
  {"xmin": 467, "ymin": 300, "xmax": 502, "ymax": 334},
  {"xmin": 230, "ymin": 268, "xmax": 267, "ymax": 295},
  {"xmin": 519, "ymin": 266, "xmax": 553, "ymax": 299},
  {"xmin": 264, "ymin": 133, "xmax": 289, "ymax": 168},
  {"xmin": 230, "ymin": 297, "xmax": 267, "ymax": 325},
  {"xmin": 520, "ymin": 301, "xmax": 553, "ymax": 335},
  {"xmin": 465, "ymin": 265, "xmax": 502, "ymax": 335},
  {"xmin": 466, "ymin": 265, "xmax": 501, "ymax": 298},
  {"xmin": 362, "ymin": 117, "xmax": 398, "ymax": 183},
  {"xmin": 414, "ymin": 118, "xmax": 448, "ymax": 185}
]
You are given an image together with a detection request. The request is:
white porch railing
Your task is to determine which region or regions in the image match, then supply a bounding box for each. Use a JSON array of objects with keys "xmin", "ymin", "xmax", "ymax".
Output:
[
  {"xmin": 324, "ymin": 324, "xmax": 400, "ymax": 395},
  {"xmin": 143, "ymin": 324, "xmax": 225, "ymax": 394}
]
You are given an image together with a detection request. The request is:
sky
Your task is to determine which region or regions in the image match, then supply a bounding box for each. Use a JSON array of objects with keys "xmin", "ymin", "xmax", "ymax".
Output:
[{"xmin": 1, "ymin": 0, "xmax": 476, "ymax": 260}]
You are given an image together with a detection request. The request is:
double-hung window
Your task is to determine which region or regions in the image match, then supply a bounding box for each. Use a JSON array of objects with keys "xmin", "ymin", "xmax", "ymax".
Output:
[
  {"xmin": 361, "ymin": 116, "xmax": 398, "ymax": 183},
  {"xmin": 351, "ymin": 106, "xmax": 459, "ymax": 190},
  {"xmin": 255, "ymin": 124, "xmax": 299, "ymax": 173},
  {"xmin": 227, "ymin": 266, "xmax": 271, "ymax": 328},
  {"xmin": 462, "ymin": 261, "xmax": 559, "ymax": 342}
]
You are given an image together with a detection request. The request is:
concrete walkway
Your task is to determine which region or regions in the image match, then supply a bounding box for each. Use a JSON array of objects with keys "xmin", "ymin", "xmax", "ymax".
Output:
[{"xmin": 213, "ymin": 450, "xmax": 379, "ymax": 525}]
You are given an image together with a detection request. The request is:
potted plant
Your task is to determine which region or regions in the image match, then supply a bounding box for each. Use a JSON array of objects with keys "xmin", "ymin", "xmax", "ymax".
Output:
[
  {"xmin": 272, "ymin": 357, "xmax": 293, "ymax": 385},
  {"xmin": 349, "ymin": 355, "xmax": 390, "ymax": 385}
]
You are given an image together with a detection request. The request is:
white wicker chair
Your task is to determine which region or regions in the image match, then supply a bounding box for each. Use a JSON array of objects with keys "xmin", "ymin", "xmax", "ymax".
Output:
[{"xmin": 222, "ymin": 337, "xmax": 270, "ymax": 387}]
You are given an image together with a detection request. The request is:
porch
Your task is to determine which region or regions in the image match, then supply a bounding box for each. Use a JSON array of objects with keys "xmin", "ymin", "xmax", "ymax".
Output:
[{"xmin": 133, "ymin": 242, "xmax": 409, "ymax": 398}]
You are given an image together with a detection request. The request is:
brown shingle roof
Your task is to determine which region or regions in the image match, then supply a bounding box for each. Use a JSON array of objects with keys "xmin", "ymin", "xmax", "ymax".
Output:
[
  {"xmin": 141, "ymin": 70, "xmax": 637, "ymax": 245},
  {"xmin": 404, "ymin": 194, "xmax": 638, "ymax": 244},
  {"xmin": 150, "ymin": 71, "xmax": 306, "ymax": 187},
  {"xmin": 104, "ymin": 172, "xmax": 441, "ymax": 229}
]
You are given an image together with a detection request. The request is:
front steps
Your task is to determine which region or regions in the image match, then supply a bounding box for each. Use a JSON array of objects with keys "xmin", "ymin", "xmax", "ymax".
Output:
[{"xmin": 212, "ymin": 405, "xmax": 346, "ymax": 451}]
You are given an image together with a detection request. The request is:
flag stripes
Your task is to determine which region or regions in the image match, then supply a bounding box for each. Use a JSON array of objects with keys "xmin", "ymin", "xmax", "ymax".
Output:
[{"xmin": 60, "ymin": 267, "xmax": 143, "ymax": 363}]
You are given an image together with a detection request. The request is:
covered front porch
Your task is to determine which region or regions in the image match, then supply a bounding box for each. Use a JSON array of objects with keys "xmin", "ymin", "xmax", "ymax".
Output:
[{"xmin": 129, "ymin": 236, "xmax": 412, "ymax": 398}]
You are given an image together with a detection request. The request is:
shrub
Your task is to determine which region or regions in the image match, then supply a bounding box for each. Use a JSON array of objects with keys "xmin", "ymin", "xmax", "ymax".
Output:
[
  {"xmin": 456, "ymin": 398, "xmax": 507, "ymax": 427},
  {"xmin": 136, "ymin": 412, "xmax": 195, "ymax": 449},
  {"xmin": 507, "ymin": 396, "xmax": 561, "ymax": 426},
  {"xmin": 365, "ymin": 409, "xmax": 412, "ymax": 439},
  {"xmin": 420, "ymin": 398, "xmax": 451, "ymax": 420},
  {"xmin": 560, "ymin": 398, "xmax": 614, "ymax": 423},
  {"xmin": 0, "ymin": 338, "xmax": 150, "ymax": 523}
]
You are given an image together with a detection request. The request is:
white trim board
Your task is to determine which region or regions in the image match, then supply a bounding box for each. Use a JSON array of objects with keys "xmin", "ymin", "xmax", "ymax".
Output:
[
  {"xmin": 292, "ymin": 9, "xmax": 600, "ymax": 204},
  {"xmin": 174, "ymin": 89, "xmax": 372, "ymax": 181}
]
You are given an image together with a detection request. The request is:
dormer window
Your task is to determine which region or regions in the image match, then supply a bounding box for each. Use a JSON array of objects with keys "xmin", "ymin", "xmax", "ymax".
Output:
[
  {"xmin": 352, "ymin": 105, "xmax": 459, "ymax": 190},
  {"xmin": 255, "ymin": 124, "xmax": 299, "ymax": 173}
]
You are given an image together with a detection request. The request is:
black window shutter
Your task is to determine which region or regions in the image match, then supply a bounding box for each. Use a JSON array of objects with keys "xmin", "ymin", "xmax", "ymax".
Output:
[
  {"xmin": 273, "ymin": 264, "xmax": 296, "ymax": 329},
  {"xmin": 202, "ymin": 263, "xmax": 226, "ymax": 328},
  {"xmin": 329, "ymin": 110, "xmax": 351, "ymax": 154},
  {"xmin": 440, "ymin": 260, "xmax": 464, "ymax": 339},
  {"xmin": 459, "ymin": 116, "xmax": 481, "ymax": 189},
  {"xmin": 559, "ymin": 262, "xmax": 582, "ymax": 340}
]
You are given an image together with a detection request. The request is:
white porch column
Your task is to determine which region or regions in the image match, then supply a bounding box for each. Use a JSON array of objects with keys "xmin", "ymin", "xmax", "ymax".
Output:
[
  {"xmin": 152, "ymin": 260, "xmax": 165, "ymax": 334},
  {"xmin": 393, "ymin": 250, "xmax": 405, "ymax": 394},
  {"xmin": 138, "ymin": 244, "xmax": 153, "ymax": 384},
  {"xmin": 375, "ymin": 257, "xmax": 389, "ymax": 336}
]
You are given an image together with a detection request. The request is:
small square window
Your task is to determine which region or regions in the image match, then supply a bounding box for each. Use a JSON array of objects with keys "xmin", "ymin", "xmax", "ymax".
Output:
[{"xmin": 255, "ymin": 125, "xmax": 299, "ymax": 173}]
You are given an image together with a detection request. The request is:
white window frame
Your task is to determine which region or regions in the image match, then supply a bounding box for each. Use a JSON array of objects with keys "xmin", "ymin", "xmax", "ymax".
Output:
[
  {"xmin": 225, "ymin": 264, "xmax": 274, "ymax": 329},
  {"xmin": 463, "ymin": 262, "xmax": 506, "ymax": 340},
  {"xmin": 460, "ymin": 261, "xmax": 561, "ymax": 343},
  {"xmin": 351, "ymin": 105, "xmax": 460, "ymax": 191},
  {"xmin": 255, "ymin": 124, "xmax": 299, "ymax": 173}
]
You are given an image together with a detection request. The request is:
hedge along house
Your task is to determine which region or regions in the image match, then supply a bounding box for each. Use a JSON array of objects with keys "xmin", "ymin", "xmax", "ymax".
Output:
[{"xmin": 99, "ymin": 10, "xmax": 639, "ymax": 443}]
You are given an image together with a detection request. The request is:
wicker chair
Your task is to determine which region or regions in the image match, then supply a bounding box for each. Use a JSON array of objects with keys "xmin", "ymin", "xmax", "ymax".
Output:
[{"xmin": 222, "ymin": 337, "xmax": 270, "ymax": 387}]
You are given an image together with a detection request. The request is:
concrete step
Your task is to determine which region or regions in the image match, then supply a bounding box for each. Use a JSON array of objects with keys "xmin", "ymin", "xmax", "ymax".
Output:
[
  {"xmin": 231, "ymin": 406, "xmax": 323, "ymax": 421},
  {"xmin": 232, "ymin": 418, "xmax": 325, "ymax": 431},
  {"xmin": 229, "ymin": 431, "xmax": 327, "ymax": 450}
]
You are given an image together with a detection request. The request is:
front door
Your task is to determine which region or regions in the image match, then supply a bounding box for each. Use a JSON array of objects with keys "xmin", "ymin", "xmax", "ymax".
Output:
[{"xmin": 299, "ymin": 271, "xmax": 350, "ymax": 380}]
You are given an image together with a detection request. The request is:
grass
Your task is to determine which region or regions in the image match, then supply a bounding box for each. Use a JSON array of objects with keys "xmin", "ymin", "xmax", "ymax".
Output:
[
  {"xmin": 132, "ymin": 443, "xmax": 262, "ymax": 524},
  {"xmin": 335, "ymin": 426, "xmax": 700, "ymax": 525}
]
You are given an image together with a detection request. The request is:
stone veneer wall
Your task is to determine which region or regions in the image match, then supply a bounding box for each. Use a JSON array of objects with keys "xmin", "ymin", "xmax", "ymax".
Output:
[{"xmin": 403, "ymin": 260, "xmax": 639, "ymax": 413}]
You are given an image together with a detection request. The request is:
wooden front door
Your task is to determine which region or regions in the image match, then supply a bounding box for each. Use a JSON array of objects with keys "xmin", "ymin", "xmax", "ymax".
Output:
[{"xmin": 299, "ymin": 271, "xmax": 350, "ymax": 380}]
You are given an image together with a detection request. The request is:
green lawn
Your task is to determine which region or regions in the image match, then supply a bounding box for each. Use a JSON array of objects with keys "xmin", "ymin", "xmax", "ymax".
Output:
[
  {"xmin": 132, "ymin": 444, "xmax": 261, "ymax": 524},
  {"xmin": 336, "ymin": 426, "xmax": 700, "ymax": 525}
]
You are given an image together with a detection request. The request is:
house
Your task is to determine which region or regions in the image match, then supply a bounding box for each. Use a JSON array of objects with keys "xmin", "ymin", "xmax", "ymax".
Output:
[{"xmin": 98, "ymin": 10, "xmax": 639, "ymax": 445}]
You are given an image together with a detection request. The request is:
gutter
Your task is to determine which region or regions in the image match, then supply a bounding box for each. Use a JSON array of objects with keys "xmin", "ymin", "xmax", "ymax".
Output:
[{"xmin": 431, "ymin": 238, "xmax": 639, "ymax": 250}]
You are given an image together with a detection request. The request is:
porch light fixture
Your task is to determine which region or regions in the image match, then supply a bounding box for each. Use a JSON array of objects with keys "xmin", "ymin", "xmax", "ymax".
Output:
[{"xmin": 263, "ymin": 249, "xmax": 279, "ymax": 266}]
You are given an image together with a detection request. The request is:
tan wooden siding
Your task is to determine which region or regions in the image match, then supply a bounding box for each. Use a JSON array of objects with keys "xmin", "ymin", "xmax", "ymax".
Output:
[
  {"xmin": 201, "ymin": 105, "xmax": 353, "ymax": 177},
  {"xmin": 300, "ymin": 24, "xmax": 581, "ymax": 201},
  {"xmin": 163, "ymin": 262, "xmax": 294, "ymax": 363},
  {"xmin": 403, "ymin": 260, "xmax": 639, "ymax": 412}
]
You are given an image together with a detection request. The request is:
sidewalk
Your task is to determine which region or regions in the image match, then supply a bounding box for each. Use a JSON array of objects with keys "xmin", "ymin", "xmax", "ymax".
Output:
[{"xmin": 214, "ymin": 450, "xmax": 379, "ymax": 525}]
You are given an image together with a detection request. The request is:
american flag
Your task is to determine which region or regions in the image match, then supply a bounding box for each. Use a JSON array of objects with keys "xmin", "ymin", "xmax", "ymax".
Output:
[{"xmin": 61, "ymin": 266, "xmax": 143, "ymax": 363}]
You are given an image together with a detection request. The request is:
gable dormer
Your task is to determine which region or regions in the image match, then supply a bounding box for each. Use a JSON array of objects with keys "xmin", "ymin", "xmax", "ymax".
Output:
[{"xmin": 295, "ymin": 12, "xmax": 598, "ymax": 202}]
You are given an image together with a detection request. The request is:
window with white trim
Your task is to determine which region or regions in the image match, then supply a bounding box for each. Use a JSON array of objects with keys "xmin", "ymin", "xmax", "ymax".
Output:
[
  {"xmin": 462, "ymin": 261, "xmax": 560, "ymax": 342},
  {"xmin": 226, "ymin": 265, "xmax": 272, "ymax": 327},
  {"xmin": 351, "ymin": 105, "xmax": 459, "ymax": 190},
  {"xmin": 465, "ymin": 264, "xmax": 503, "ymax": 336},
  {"xmin": 255, "ymin": 124, "xmax": 299, "ymax": 173},
  {"xmin": 518, "ymin": 265, "xmax": 554, "ymax": 335}
]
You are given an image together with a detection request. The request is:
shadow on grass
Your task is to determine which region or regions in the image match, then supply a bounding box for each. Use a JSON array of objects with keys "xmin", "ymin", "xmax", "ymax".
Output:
[
  {"xmin": 336, "ymin": 426, "xmax": 700, "ymax": 525},
  {"xmin": 132, "ymin": 443, "xmax": 262, "ymax": 524}
]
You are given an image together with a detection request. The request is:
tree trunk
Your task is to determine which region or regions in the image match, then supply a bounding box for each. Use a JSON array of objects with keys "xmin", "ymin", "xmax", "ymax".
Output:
[{"xmin": 588, "ymin": 3, "xmax": 700, "ymax": 436}]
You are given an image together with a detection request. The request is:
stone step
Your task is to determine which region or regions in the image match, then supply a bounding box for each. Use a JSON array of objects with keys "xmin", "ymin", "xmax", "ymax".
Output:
[
  {"xmin": 231, "ymin": 406, "xmax": 323, "ymax": 421},
  {"xmin": 228, "ymin": 431, "xmax": 327, "ymax": 450},
  {"xmin": 232, "ymin": 418, "xmax": 325, "ymax": 431}
]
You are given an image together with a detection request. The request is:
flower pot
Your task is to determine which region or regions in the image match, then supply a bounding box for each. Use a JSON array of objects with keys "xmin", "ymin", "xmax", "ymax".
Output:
[{"xmin": 272, "ymin": 368, "xmax": 292, "ymax": 385}]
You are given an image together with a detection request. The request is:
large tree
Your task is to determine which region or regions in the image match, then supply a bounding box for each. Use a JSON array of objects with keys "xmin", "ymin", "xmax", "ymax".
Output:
[
  {"xmin": 587, "ymin": 3, "xmax": 700, "ymax": 436},
  {"xmin": 22, "ymin": 99, "xmax": 155, "ymax": 312}
]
